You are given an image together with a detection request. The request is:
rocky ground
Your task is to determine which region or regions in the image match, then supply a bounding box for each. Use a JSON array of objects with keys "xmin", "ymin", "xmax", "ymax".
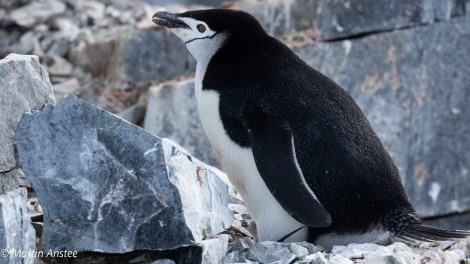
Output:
[{"xmin": 1, "ymin": 0, "xmax": 470, "ymax": 263}]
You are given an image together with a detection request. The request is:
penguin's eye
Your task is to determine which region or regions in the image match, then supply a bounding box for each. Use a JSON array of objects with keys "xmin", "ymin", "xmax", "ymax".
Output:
[{"xmin": 197, "ymin": 24, "xmax": 206, "ymax": 33}]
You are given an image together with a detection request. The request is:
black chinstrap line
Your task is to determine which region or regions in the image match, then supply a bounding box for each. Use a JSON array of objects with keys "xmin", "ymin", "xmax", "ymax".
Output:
[
  {"xmin": 277, "ymin": 226, "xmax": 307, "ymax": 242},
  {"xmin": 185, "ymin": 31, "xmax": 222, "ymax": 44}
]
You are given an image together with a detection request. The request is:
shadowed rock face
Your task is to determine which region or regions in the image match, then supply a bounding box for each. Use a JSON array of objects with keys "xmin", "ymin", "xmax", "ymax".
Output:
[{"xmin": 15, "ymin": 95, "xmax": 233, "ymax": 253}]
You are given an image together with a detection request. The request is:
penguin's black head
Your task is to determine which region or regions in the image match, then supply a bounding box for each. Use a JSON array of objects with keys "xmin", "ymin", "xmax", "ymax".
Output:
[{"xmin": 152, "ymin": 9, "xmax": 267, "ymax": 61}]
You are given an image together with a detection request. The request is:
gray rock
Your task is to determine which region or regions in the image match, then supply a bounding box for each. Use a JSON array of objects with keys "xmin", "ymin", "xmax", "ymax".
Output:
[
  {"xmin": 330, "ymin": 241, "xmax": 468, "ymax": 264},
  {"xmin": 144, "ymin": 80, "xmax": 221, "ymax": 168},
  {"xmin": 15, "ymin": 31, "xmax": 36, "ymax": 54},
  {"xmin": 50, "ymin": 17, "xmax": 80, "ymax": 41},
  {"xmin": 69, "ymin": 26, "xmax": 196, "ymax": 83},
  {"xmin": 44, "ymin": 55, "xmax": 74, "ymax": 76},
  {"xmin": 45, "ymin": 39, "xmax": 69, "ymax": 58},
  {"xmin": 153, "ymin": 235, "xmax": 228, "ymax": 264},
  {"xmin": 235, "ymin": 0, "xmax": 467, "ymax": 40},
  {"xmin": 75, "ymin": 0, "xmax": 106, "ymax": 24},
  {"xmin": 0, "ymin": 0, "xmax": 31, "ymax": 9},
  {"xmin": 0, "ymin": 29, "xmax": 21, "ymax": 54},
  {"xmin": 0, "ymin": 53, "xmax": 56, "ymax": 173},
  {"xmin": 0, "ymin": 188, "xmax": 36, "ymax": 264},
  {"xmin": 289, "ymin": 243, "xmax": 309, "ymax": 259},
  {"xmin": 294, "ymin": 15, "xmax": 470, "ymax": 220},
  {"xmin": 150, "ymin": 259, "xmax": 176, "ymax": 264},
  {"xmin": 15, "ymin": 95, "xmax": 233, "ymax": 253},
  {"xmin": 245, "ymin": 241, "xmax": 297, "ymax": 264},
  {"xmin": 199, "ymin": 235, "xmax": 229, "ymax": 264},
  {"xmin": 228, "ymin": 236, "xmax": 254, "ymax": 253},
  {"xmin": 9, "ymin": 0, "xmax": 66, "ymax": 28},
  {"xmin": 0, "ymin": 169, "xmax": 21, "ymax": 195},
  {"xmin": 297, "ymin": 241, "xmax": 322, "ymax": 255},
  {"xmin": 52, "ymin": 78, "xmax": 81, "ymax": 102},
  {"xmin": 117, "ymin": 102, "xmax": 147, "ymax": 125},
  {"xmin": 223, "ymin": 239, "xmax": 468, "ymax": 264},
  {"xmin": 423, "ymin": 210, "xmax": 470, "ymax": 231}
]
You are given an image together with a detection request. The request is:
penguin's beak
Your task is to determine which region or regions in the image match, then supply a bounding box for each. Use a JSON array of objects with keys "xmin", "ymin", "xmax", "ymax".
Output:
[{"xmin": 152, "ymin": 11, "xmax": 190, "ymax": 29}]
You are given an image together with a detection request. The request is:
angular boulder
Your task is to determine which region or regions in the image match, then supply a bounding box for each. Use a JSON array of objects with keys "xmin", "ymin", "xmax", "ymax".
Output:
[
  {"xmin": 15, "ymin": 95, "xmax": 233, "ymax": 253},
  {"xmin": 0, "ymin": 53, "xmax": 55, "ymax": 191}
]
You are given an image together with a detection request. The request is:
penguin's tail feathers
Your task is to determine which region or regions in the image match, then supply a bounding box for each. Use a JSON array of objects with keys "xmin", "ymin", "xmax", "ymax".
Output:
[
  {"xmin": 395, "ymin": 224, "xmax": 470, "ymax": 243},
  {"xmin": 388, "ymin": 212, "xmax": 470, "ymax": 243}
]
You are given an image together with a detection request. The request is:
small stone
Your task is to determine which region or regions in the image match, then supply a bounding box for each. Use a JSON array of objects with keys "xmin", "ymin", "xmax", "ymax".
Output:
[
  {"xmin": 228, "ymin": 236, "xmax": 253, "ymax": 253},
  {"xmin": 0, "ymin": 169, "xmax": 23, "ymax": 195},
  {"xmin": 328, "ymin": 254, "xmax": 355, "ymax": 264},
  {"xmin": 10, "ymin": 0, "xmax": 66, "ymax": 28},
  {"xmin": 52, "ymin": 78, "xmax": 81, "ymax": 102},
  {"xmin": 199, "ymin": 235, "xmax": 229, "ymax": 264},
  {"xmin": 0, "ymin": 0, "xmax": 33, "ymax": 9},
  {"xmin": 128, "ymin": 254, "xmax": 147, "ymax": 263},
  {"xmin": 245, "ymin": 241, "xmax": 297, "ymax": 264},
  {"xmin": 50, "ymin": 17, "xmax": 80, "ymax": 41},
  {"xmin": 304, "ymin": 252, "xmax": 328, "ymax": 264},
  {"xmin": 16, "ymin": 31, "xmax": 35, "ymax": 54},
  {"xmin": 289, "ymin": 243, "xmax": 309, "ymax": 259},
  {"xmin": 149, "ymin": 260, "xmax": 176, "ymax": 264},
  {"xmin": 45, "ymin": 39, "xmax": 69, "ymax": 58},
  {"xmin": 297, "ymin": 241, "xmax": 322, "ymax": 255},
  {"xmin": 0, "ymin": 28, "xmax": 21, "ymax": 52},
  {"xmin": 45, "ymin": 55, "xmax": 74, "ymax": 76},
  {"xmin": 229, "ymin": 204, "xmax": 249, "ymax": 215},
  {"xmin": 117, "ymin": 103, "xmax": 146, "ymax": 125}
]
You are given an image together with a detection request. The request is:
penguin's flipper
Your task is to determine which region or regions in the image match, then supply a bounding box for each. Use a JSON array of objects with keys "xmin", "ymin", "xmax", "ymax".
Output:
[{"xmin": 241, "ymin": 108, "xmax": 332, "ymax": 227}]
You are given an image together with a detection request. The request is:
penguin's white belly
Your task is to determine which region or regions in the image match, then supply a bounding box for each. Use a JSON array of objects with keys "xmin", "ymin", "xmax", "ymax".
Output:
[{"xmin": 194, "ymin": 83, "xmax": 306, "ymax": 242}]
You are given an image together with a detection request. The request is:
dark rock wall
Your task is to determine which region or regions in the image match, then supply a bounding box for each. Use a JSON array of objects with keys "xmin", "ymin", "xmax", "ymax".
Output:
[{"xmin": 295, "ymin": 16, "xmax": 470, "ymax": 219}]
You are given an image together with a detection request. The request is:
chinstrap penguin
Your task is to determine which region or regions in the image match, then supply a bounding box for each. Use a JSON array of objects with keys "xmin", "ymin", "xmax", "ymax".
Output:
[{"xmin": 152, "ymin": 9, "xmax": 470, "ymax": 249}]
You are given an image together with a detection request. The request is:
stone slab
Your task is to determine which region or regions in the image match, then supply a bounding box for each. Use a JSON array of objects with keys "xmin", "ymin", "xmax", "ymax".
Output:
[
  {"xmin": 0, "ymin": 53, "xmax": 56, "ymax": 173},
  {"xmin": 15, "ymin": 95, "xmax": 232, "ymax": 253},
  {"xmin": 235, "ymin": 0, "xmax": 467, "ymax": 40},
  {"xmin": 294, "ymin": 15, "xmax": 470, "ymax": 219}
]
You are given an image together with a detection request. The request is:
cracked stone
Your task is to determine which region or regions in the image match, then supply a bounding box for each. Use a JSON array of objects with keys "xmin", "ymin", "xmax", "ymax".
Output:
[
  {"xmin": 14, "ymin": 95, "xmax": 233, "ymax": 253},
  {"xmin": 0, "ymin": 53, "xmax": 56, "ymax": 173}
]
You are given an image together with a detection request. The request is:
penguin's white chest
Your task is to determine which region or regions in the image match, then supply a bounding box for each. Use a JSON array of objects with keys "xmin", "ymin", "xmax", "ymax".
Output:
[{"xmin": 193, "ymin": 65, "xmax": 306, "ymax": 242}]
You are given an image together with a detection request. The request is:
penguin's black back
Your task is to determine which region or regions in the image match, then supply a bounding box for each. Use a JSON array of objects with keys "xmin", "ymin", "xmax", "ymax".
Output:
[
  {"xmin": 197, "ymin": 9, "xmax": 469, "ymax": 240},
  {"xmin": 203, "ymin": 32, "xmax": 408, "ymax": 236}
]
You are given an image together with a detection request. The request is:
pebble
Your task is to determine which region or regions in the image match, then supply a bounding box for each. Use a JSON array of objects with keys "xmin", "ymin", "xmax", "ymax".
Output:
[{"xmin": 289, "ymin": 243, "xmax": 309, "ymax": 259}]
